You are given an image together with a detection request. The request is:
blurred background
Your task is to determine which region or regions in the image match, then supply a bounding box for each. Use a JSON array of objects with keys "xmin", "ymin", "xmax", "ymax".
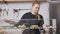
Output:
[{"xmin": 0, "ymin": 0, "xmax": 60, "ymax": 34}]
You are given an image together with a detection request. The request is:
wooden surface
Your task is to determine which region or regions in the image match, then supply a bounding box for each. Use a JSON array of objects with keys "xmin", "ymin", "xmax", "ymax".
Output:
[
  {"xmin": 5, "ymin": 0, "xmax": 47, "ymax": 3},
  {"xmin": 0, "ymin": 0, "xmax": 3, "ymax": 2},
  {"xmin": 0, "ymin": 0, "xmax": 2, "ymax": 1},
  {"xmin": 5, "ymin": 0, "xmax": 46, "ymax": 1},
  {"xmin": 0, "ymin": 0, "xmax": 47, "ymax": 3}
]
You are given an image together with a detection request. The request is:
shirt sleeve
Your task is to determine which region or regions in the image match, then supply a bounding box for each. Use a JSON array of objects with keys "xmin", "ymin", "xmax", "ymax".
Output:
[{"xmin": 38, "ymin": 15, "xmax": 44, "ymax": 27}]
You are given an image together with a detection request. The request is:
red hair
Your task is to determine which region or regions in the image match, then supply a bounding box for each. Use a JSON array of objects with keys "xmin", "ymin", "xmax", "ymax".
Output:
[{"xmin": 32, "ymin": 1, "xmax": 40, "ymax": 6}]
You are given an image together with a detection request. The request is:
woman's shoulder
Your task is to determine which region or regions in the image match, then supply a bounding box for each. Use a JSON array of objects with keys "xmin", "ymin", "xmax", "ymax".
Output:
[
  {"xmin": 23, "ymin": 12, "xmax": 31, "ymax": 15},
  {"xmin": 39, "ymin": 15, "xmax": 43, "ymax": 18}
]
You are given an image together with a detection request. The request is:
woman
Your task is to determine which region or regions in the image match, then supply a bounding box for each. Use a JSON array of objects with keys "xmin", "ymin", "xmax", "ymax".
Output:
[{"xmin": 15, "ymin": 1, "xmax": 44, "ymax": 34}]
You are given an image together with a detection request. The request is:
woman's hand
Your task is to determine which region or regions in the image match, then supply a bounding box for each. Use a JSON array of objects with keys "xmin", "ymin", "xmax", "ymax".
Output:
[{"xmin": 43, "ymin": 23, "xmax": 50, "ymax": 27}]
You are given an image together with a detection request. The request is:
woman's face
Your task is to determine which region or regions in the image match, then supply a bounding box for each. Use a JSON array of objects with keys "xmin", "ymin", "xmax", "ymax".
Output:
[{"xmin": 32, "ymin": 4, "xmax": 40, "ymax": 14}]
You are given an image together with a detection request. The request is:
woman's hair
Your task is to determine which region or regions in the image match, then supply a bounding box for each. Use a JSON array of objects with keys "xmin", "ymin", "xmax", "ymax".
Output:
[{"xmin": 32, "ymin": 1, "xmax": 40, "ymax": 6}]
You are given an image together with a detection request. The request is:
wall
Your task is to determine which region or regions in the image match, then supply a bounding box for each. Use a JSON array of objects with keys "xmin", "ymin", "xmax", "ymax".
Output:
[{"xmin": 0, "ymin": 2, "xmax": 49, "ymax": 24}]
